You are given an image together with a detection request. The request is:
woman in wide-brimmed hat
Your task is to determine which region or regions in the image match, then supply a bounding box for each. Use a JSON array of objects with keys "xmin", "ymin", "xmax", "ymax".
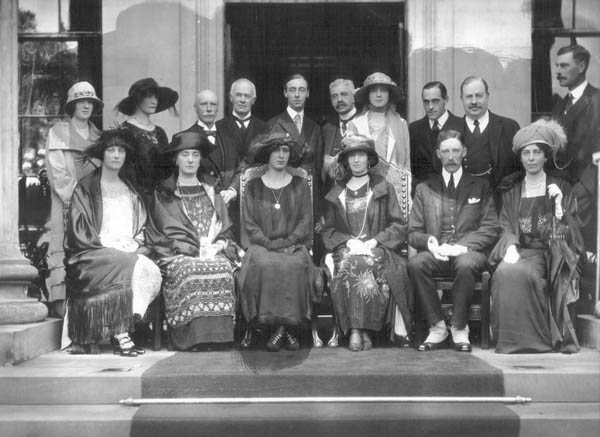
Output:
[
  {"xmin": 145, "ymin": 131, "xmax": 239, "ymax": 350},
  {"xmin": 322, "ymin": 134, "xmax": 411, "ymax": 352},
  {"xmin": 349, "ymin": 72, "xmax": 410, "ymax": 173},
  {"xmin": 116, "ymin": 77, "xmax": 179, "ymax": 200},
  {"xmin": 65, "ymin": 128, "xmax": 162, "ymax": 356},
  {"xmin": 489, "ymin": 119, "xmax": 584, "ymax": 354},
  {"xmin": 238, "ymin": 132, "xmax": 319, "ymax": 352},
  {"xmin": 41, "ymin": 81, "xmax": 104, "ymax": 318}
]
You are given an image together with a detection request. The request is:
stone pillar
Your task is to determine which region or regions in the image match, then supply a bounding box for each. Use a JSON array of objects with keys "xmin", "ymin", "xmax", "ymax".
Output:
[{"xmin": 0, "ymin": 0, "xmax": 48, "ymax": 325}]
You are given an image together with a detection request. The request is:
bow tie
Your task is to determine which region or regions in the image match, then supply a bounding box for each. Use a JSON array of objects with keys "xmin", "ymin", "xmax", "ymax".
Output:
[{"xmin": 204, "ymin": 130, "xmax": 217, "ymax": 137}]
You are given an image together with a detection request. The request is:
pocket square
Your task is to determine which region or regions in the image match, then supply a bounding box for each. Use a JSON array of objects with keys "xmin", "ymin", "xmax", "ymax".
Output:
[{"xmin": 467, "ymin": 197, "xmax": 480, "ymax": 204}]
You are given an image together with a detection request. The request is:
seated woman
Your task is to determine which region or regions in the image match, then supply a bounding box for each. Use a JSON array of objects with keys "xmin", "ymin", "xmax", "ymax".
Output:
[
  {"xmin": 65, "ymin": 128, "xmax": 162, "ymax": 356},
  {"xmin": 490, "ymin": 119, "xmax": 583, "ymax": 354},
  {"xmin": 146, "ymin": 131, "xmax": 237, "ymax": 350},
  {"xmin": 322, "ymin": 134, "xmax": 411, "ymax": 352},
  {"xmin": 238, "ymin": 133, "xmax": 317, "ymax": 352}
]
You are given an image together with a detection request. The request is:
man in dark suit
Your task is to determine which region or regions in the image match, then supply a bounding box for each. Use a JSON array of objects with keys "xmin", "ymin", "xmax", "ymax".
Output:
[
  {"xmin": 267, "ymin": 74, "xmax": 324, "ymax": 216},
  {"xmin": 552, "ymin": 44, "xmax": 600, "ymax": 260},
  {"xmin": 553, "ymin": 45, "xmax": 600, "ymax": 313},
  {"xmin": 409, "ymin": 81, "xmax": 465, "ymax": 191},
  {"xmin": 408, "ymin": 129, "xmax": 498, "ymax": 352},
  {"xmin": 217, "ymin": 78, "xmax": 267, "ymax": 204},
  {"xmin": 460, "ymin": 76, "xmax": 520, "ymax": 199},
  {"xmin": 321, "ymin": 78, "xmax": 357, "ymax": 191}
]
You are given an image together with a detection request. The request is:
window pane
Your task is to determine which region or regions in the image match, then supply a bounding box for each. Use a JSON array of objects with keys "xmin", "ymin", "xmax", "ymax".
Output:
[
  {"xmin": 19, "ymin": 40, "xmax": 79, "ymax": 116},
  {"xmin": 19, "ymin": 0, "xmax": 60, "ymax": 33}
]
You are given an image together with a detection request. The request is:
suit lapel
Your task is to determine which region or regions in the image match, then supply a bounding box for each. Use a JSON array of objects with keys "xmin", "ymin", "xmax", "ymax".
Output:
[
  {"xmin": 426, "ymin": 175, "xmax": 444, "ymax": 235},
  {"xmin": 487, "ymin": 112, "xmax": 502, "ymax": 167},
  {"xmin": 455, "ymin": 175, "xmax": 473, "ymax": 217}
]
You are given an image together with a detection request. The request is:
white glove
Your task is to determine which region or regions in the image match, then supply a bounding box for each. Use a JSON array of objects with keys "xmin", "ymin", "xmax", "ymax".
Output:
[
  {"xmin": 220, "ymin": 188, "xmax": 237, "ymax": 204},
  {"xmin": 428, "ymin": 237, "xmax": 449, "ymax": 261},
  {"xmin": 547, "ymin": 184, "xmax": 563, "ymax": 220},
  {"xmin": 503, "ymin": 244, "xmax": 520, "ymax": 264}
]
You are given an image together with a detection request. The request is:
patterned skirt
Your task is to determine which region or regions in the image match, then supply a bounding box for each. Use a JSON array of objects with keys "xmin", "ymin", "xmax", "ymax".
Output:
[
  {"xmin": 163, "ymin": 255, "xmax": 235, "ymax": 347},
  {"xmin": 330, "ymin": 248, "xmax": 391, "ymax": 335}
]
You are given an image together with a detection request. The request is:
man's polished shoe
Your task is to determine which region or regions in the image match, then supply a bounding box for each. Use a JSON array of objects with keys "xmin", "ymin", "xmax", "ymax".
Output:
[
  {"xmin": 417, "ymin": 337, "xmax": 448, "ymax": 351},
  {"xmin": 454, "ymin": 342, "xmax": 472, "ymax": 352},
  {"xmin": 284, "ymin": 331, "xmax": 300, "ymax": 351}
]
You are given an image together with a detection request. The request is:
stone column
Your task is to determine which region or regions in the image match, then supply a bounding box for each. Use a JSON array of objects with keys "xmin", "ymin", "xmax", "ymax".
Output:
[{"xmin": 0, "ymin": 0, "xmax": 48, "ymax": 325}]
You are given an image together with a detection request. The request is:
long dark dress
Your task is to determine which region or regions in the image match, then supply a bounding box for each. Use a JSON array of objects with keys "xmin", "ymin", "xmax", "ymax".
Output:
[
  {"xmin": 490, "ymin": 175, "xmax": 583, "ymax": 353},
  {"xmin": 120, "ymin": 120, "xmax": 170, "ymax": 199},
  {"xmin": 238, "ymin": 175, "xmax": 314, "ymax": 326},
  {"xmin": 323, "ymin": 174, "xmax": 411, "ymax": 336},
  {"xmin": 329, "ymin": 182, "xmax": 390, "ymax": 333},
  {"xmin": 146, "ymin": 176, "xmax": 237, "ymax": 349}
]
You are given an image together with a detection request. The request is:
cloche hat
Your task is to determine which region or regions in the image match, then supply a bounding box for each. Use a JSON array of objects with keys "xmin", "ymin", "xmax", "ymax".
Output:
[
  {"xmin": 354, "ymin": 72, "xmax": 403, "ymax": 107},
  {"xmin": 116, "ymin": 78, "xmax": 179, "ymax": 116},
  {"xmin": 337, "ymin": 133, "xmax": 379, "ymax": 166},
  {"xmin": 163, "ymin": 131, "xmax": 213, "ymax": 158},
  {"xmin": 63, "ymin": 81, "xmax": 103, "ymax": 114},
  {"xmin": 248, "ymin": 131, "xmax": 302, "ymax": 167}
]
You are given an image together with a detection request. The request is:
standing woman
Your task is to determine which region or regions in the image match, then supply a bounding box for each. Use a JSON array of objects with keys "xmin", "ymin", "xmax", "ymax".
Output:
[
  {"xmin": 322, "ymin": 134, "xmax": 411, "ymax": 351},
  {"xmin": 65, "ymin": 128, "xmax": 162, "ymax": 356},
  {"xmin": 490, "ymin": 119, "xmax": 583, "ymax": 353},
  {"xmin": 116, "ymin": 77, "xmax": 179, "ymax": 200},
  {"xmin": 238, "ymin": 133, "xmax": 317, "ymax": 352},
  {"xmin": 146, "ymin": 132, "xmax": 238, "ymax": 350},
  {"xmin": 42, "ymin": 81, "xmax": 103, "ymax": 317}
]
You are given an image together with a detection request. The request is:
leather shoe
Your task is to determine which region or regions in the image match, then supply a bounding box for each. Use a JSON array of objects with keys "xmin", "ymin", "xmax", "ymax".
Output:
[
  {"xmin": 266, "ymin": 329, "xmax": 285, "ymax": 352},
  {"xmin": 454, "ymin": 342, "xmax": 472, "ymax": 353},
  {"xmin": 284, "ymin": 331, "xmax": 300, "ymax": 351},
  {"xmin": 348, "ymin": 330, "xmax": 362, "ymax": 352},
  {"xmin": 417, "ymin": 337, "xmax": 448, "ymax": 352},
  {"xmin": 394, "ymin": 334, "xmax": 412, "ymax": 348}
]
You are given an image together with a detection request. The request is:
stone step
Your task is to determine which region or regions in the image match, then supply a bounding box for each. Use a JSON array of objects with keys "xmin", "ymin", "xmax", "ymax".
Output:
[
  {"xmin": 578, "ymin": 314, "xmax": 600, "ymax": 350},
  {"xmin": 0, "ymin": 402, "xmax": 598, "ymax": 437},
  {"xmin": 0, "ymin": 318, "xmax": 61, "ymax": 365}
]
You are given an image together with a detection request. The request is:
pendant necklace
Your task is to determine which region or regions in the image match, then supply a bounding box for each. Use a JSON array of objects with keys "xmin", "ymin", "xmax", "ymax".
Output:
[{"xmin": 271, "ymin": 187, "xmax": 283, "ymax": 210}]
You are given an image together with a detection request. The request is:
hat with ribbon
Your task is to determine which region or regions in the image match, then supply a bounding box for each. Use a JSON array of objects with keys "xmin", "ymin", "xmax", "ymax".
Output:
[
  {"xmin": 63, "ymin": 81, "xmax": 103, "ymax": 114},
  {"xmin": 354, "ymin": 72, "xmax": 403, "ymax": 107},
  {"xmin": 116, "ymin": 78, "xmax": 179, "ymax": 116}
]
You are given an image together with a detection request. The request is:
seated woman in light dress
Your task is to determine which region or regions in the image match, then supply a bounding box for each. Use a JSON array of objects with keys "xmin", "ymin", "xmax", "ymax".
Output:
[
  {"xmin": 238, "ymin": 133, "xmax": 318, "ymax": 352},
  {"xmin": 146, "ymin": 131, "xmax": 238, "ymax": 350},
  {"xmin": 489, "ymin": 119, "xmax": 583, "ymax": 354},
  {"xmin": 322, "ymin": 134, "xmax": 411, "ymax": 352},
  {"xmin": 65, "ymin": 129, "xmax": 162, "ymax": 356}
]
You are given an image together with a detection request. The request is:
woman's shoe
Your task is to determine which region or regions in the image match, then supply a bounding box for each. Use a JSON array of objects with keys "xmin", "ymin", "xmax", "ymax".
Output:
[
  {"xmin": 394, "ymin": 334, "xmax": 412, "ymax": 348},
  {"xmin": 112, "ymin": 335, "xmax": 138, "ymax": 357},
  {"xmin": 284, "ymin": 331, "xmax": 300, "ymax": 351},
  {"xmin": 349, "ymin": 330, "xmax": 363, "ymax": 352},
  {"xmin": 361, "ymin": 331, "xmax": 373, "ymax": 351},
  {"xmin": 266, "ymin": 327, "xmax": 286, "ymax": 352}
]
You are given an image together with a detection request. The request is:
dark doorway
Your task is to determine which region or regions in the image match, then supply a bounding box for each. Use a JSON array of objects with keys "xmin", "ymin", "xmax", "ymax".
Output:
[{"xmin": 225, "ymin": 2, "xmax": 405, "ymax": 123}]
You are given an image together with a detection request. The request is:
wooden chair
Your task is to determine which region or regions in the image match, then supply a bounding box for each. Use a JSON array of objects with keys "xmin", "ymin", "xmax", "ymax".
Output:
[
  {"xmin": 414, "ymin": 271, "xmax": 491, "ymax": 349},
  {"xmin": 239, "ymin": 164, "xmax": 326, "ymax": 347}
]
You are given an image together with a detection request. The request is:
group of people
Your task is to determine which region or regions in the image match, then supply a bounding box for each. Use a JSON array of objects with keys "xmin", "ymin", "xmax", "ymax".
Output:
[{"xmin": 40, "ymin": 43, "xmax": 598, "ymax": 357}]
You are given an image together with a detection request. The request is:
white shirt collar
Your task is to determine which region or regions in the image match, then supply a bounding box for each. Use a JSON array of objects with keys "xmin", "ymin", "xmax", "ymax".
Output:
[
  {"xmin": 465, "ymin": 110, "xmax": 489, "ymax": 133},
  {"xmin": 340, "ymin": 107, "xmax": 357, "ymax": 122},
  {"xmin": 287, "ymin": 107, "xmax": 304, "ymax": 121},
  {"xmin": 442, "ymin": 167, "xmax": 463, "ymax": 187},
  {"xmin": 233, "ymin": 111, "xmax": 251, "ymax": 121},
  {"xmin": 196, "ymin": 120, "xmax": 215, "ymax": 131},
  {"xmin": 429, "ymin": 110, "xmax": 449, "ymax": 129},
  {"xmin": 569, "ymin": 80, "xmax": 588, "ymax": 104}
]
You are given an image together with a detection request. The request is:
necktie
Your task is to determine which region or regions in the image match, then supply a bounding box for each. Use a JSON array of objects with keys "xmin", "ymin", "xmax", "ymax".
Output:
[
  {"xmin": 205, "ymin": 129, "xmax": 216, "ymax": 144},
  {"xmin": 340, "ymin": 113, "xmax": 356, "ymax": 137},
  {"xmin": 473, "ymin": 119, "xmax": 481, "ymax": 136},
  {"xmin": 448, "ymin": 173, "xmax": 456, "ymax": 195},
  {"xmin": 233, "ymin": 116, "xmax": 249, "ymax": 131},
  {"xmin": 432, "ymin": 120, "xmax": 440, "ymax": 135},
  {"xmin": 564, "ymin": 93, "xmax": 574, "ymax": 114},
  {"xmin": 293, "ymin": 113, "xmax": 302, "ymax": 133}
]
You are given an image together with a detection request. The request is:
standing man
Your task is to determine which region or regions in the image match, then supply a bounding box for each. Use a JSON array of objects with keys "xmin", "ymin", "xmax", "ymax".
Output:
[
  {"xmin": 322, "ymin": 78, "xmax": 357, "ymax": 190},
  {"xmin": 460, "ymin": 76, "xmax": 520, "ymax": 205},
  {"xmin": 267, "ymin": 74, "xmax": 324, "ymax": 216},
  {"xmin": 217, "ymin": 78, "xmax": 267, "ymax": 204},
  {"xmin": 408, "ymin": 130, "xmax": 498, "ymax": 352},
  {"xmin": 409, "ymin": 81, "xmax": 465, "ymax": 190},
  {"xmin": 552, "ymin": 44, "xmax": 600, "ymax": 308}
]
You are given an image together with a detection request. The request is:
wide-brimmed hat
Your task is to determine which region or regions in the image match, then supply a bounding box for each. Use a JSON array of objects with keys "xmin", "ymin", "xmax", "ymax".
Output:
[
  {"xmin": 338, "ymin": 133, "xmax": 379, "ymax": 166},
  {"xmin": 116, "ymin": 78, "xmax": 179, "ymax": 116},
  {"xmin": 163, "ymin": 131, "xmax": 213, "ymax": 158},
  {"xmin": 354, "ymin": 72, "xmax": 403, "ymax": 107},
  {"xmin": 512, "ymin": 119, "xmax": 567, "ymax": 155},
  {"xmin": 63, "ymin": 81, "xmax": 103, "ymax": 114},
  {"xmin": 248, "ymin": 131, "xmax": 302, "ymax": 166}
]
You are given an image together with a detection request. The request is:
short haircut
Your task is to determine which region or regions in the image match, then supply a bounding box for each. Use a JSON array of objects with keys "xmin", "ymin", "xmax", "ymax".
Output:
[
  {"xmin": 229, "ymin": 78, "xmax": 256, "ymax": 97},
  {"xmin": 284, "ymin": 74, "xmax": 308, "ymax": 90},
  {"xmin": 422, "ymin": 81, "xmax": 448, "ymax": 99},
  {"xmin": 329, "ymin": 78, "xmax": 355, "ymax": 93},
  {"xmin": 437, "ymin": 129, "xmax": 464, "ymax": 148},
  {"xmin": 557, "ymin": 44, "xmax": 591, "ymax": 73},
  {"xmin": 460, "ymin": 76, "xmax": 489, "ymax": 96}
]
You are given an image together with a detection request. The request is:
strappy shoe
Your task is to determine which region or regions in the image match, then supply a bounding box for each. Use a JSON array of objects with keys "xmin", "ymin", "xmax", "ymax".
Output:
[
  {"xmin": 112, "ymin": 335, "xmax": 138, "ymax": 357},
  {"xmin": 284, "ymin": 331, "xmax": 300, "ymax": 351},
  {"xmin": 266, "ymin": 328, "xmax": 286, "ymax": 352}
]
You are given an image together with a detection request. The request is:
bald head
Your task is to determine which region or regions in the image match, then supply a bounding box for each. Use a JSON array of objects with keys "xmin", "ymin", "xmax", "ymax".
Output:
[{"xmin": 194, "ymin": 90, "xmax": 219, "ymax": 126}]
